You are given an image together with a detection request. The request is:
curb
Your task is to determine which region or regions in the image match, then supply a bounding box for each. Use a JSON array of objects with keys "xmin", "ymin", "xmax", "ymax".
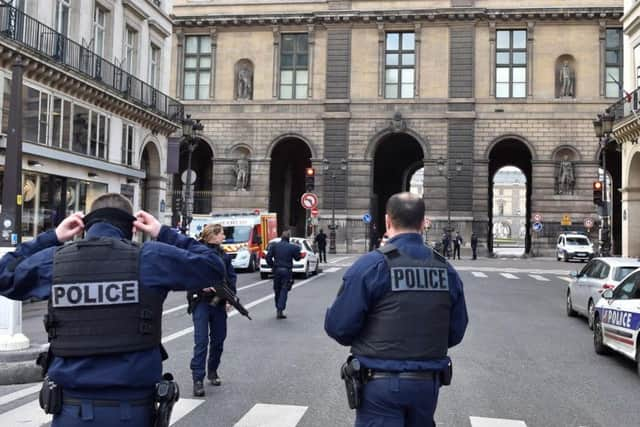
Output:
[{"xmin": 0, "ymin": 344, "xmax": 47, "ymax": 385}]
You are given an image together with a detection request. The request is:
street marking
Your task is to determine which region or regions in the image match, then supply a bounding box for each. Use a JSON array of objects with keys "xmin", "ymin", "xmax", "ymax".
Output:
[
  {"xmin": 328, "ymin": 256, "xmax": 352, "ymax": 264},
  {"xmin": 233, "ymin": 403, "xmax": 308, "ymax": 427},
  {"xmin": 471, "ymin": 272, "xmax": 488, "ymax": 278},
  {"xmin": 455, "ymin": 266, "xmax": 572, "ymax": 275},
  {"xmin": 323, "ymin": 267, "xmax": 340, "ymax": 273},
  {"xmin": 470, "ymin": 416, "xmax": 527, "ymax": 427},
  {"xmin": 529, "ymin": 274, "xmax": 549, "ymax": 282},
  {"xmin": 170, "ymin": 398, "xmax": 205, "ymax": 426},
  {"xmin": 501, "ymin": 273, "xmax": 519, "ymax": 280},
  {"xmin": 558, "ymin": 277, "xmax": 572, "ymax": 283},
  {"xmin": 0, "ymin": 383, "xmax": 40, "ymax": 407}
]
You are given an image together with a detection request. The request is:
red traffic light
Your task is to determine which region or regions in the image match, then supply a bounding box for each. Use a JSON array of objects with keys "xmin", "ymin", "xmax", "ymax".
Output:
[
  {"xmin": 593, "ymin": 181, "xmax": 602, "ymax": 190},
  {"xmin": 305, "ymin": 167, "xmax": 315, "ymax": 177}
]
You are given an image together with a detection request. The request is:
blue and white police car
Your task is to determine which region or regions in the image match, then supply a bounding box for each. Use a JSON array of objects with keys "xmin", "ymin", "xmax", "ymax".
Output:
[{"xmin": 593, "ymin": 268, "xmax": 640, "ymax": 375}]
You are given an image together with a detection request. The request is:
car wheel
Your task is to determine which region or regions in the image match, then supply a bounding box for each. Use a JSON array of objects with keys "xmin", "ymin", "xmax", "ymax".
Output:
[
  {"xmin": 566, "ymin": 290, "xmax": 577, "ymax": 317},
  {"xmin": 246, "ymin": 255, "xmax": 256, "ymax": 273},
  {"xmin": 587, "ymin": 300, "xmax": 595, "ymax": 330},
  {"xmin": 563, "ymin": 252, "xmax": 570, "ymax": 262},
  {"xmin": 304, "ymin": 264, "xmax": 310, "ymax": 279},
  {"xmin": 593, "ymin": 314, "xmax": 609, "ymax": 355},
  {"xmin": 636, "ymin": 343, "xmax": 640, "ymax": 377},
  {"xmin": 260, "ymin": 272, "xmax": 268, "ymax": 280},
  {"xmin": 313, "ymin": 260, "xmax": 319, "ymax": 275}
]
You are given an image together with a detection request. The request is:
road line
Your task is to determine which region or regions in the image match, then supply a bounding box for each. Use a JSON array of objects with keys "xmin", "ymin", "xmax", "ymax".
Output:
[
  {"xmin": 455, "ymin": 266, "xmax": 572, "ymax": 275},
  {"xmin": 0, "ymin": 384, "xmax": 40, "ymax": 407},
  {"xmin": 501, "ymin": 273, "xmax": 519, "ymax": 280},
  {"xmin": 470, "ymin": 416, "xmax": 527, "ymax": 427},
  {"xmin": 529, "ymin": 274, "xmax": 550, "ymax": 282},
  {"xmin": 328, "ymin": 256, "xmax": 351, "ymax": 264},
  {"xmin": 170, "ymin": 398, "xmax": 205, "ymax": 426},
  {"xmin": 323, "ymin": 267, "xmax": 340, "ymax": 273},
  {"xmin": 471, "ymin": 272, "xmax": 488, "ymax": 278},
  {"xmin": 558, "ymin": 277, "xmax": 572, "ymax": 283},
  {"xmin": 233, "ymin": 403, "xmax": 308, "ymax": 427},
  {"xmin": 0, "ymin": 399, "xmax": 51, "ymax": 426}
]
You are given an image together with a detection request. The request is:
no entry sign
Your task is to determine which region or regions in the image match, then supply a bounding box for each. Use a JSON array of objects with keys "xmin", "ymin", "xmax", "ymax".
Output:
[{"xmin": 300, "ymin": 192, "xmax": 318, "ymax": 210}]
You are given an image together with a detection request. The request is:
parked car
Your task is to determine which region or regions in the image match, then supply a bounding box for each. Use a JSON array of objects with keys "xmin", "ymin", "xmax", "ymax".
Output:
[
  {"xmin": 259, "ymin": 237, "xmax": 320, "ymax": 279},
  {"xmin": 593, "ymin": 269, "xmax": 640, "ymax": 375},
  {"xmin": 556, "ymin": 232, "xmax": 594, "ymax": 262},
  {"xmin": 566, "ymin": 257, "xmax": 640, "ymax": 329}
]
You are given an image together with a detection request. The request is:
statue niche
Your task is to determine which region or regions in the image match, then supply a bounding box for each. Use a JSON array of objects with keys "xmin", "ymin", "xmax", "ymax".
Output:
[
  {"xmin": 555, "ymin": 55, "xmax": 576, "ymax": 98},
  {"xmin": 554, "ymin": 148, "xmax": 577, "ymax": 195},
  {"xmin": 234, "ymin": 59, "xmax": 254, "ymax": 100}
]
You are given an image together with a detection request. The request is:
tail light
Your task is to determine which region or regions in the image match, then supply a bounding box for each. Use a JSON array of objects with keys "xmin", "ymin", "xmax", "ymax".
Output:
[{"xmin": 300, "ymin": 251, "xmax": 307, "ymax": 259}]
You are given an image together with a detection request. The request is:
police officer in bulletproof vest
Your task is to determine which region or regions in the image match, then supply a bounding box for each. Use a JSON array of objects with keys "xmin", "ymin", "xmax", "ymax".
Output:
[
  {"xmin": 0, "ymin": 193, "xmax": 225, "ymax": 427},
  {"xmin": 266, "ymin": 230, "xmax": 301, "ymax": 319},
  {"xmin": 325, "ymin": 192, "xmax": 468, "ymax": 427},
  {"xmin": 188, "ymin": 223, "xmax": 237, "ymax": 396}
]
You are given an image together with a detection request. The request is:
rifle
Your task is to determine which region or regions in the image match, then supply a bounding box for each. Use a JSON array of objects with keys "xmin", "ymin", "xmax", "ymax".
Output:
[{"xmin": 212, "ymin": 281, "xmax": 252, "ymax": 320}]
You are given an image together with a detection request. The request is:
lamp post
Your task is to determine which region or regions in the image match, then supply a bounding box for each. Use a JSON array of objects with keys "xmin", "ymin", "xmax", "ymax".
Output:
[
  {"xmin": 592, "ymin": 110, "xmax": 614, "ymax": 257},
  {"xmin": 180, "ymin": 114, "xmax": 203, "ymax": 234},
  {"xmin": 437, "ymin": 157, "xmax": 463, "ymax": 256},
  {"xmin": 323, "ymin": 158, "xmax": 347, "ymax": 254}
]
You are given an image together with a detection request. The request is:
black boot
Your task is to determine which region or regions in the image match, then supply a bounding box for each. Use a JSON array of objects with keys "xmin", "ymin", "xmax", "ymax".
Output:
[
  {"xmin": 277, "ymin": 310, "xmax": 287, "ymax": 319},
  {"xmin": 208, "ymin": 371, "xmax": 221, "ymax": 386},
  {"xmin": 193, "ymin": 380, "xmax": 205, "ymax": 397}
]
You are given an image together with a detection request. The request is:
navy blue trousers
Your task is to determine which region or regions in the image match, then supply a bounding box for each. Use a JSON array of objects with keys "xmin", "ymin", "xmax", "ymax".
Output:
[
  {"xmin": 190, "ymin": 301, "xmax": 227, "ymax": 381},
  {"xmin": 355, "ymin": 376, "xmax": 440, "ymax": 427},
  {"xmin": 273, "ymin": 268, "xmax": 292, "ymax": 311},
  {"xmin": 53, "ymin": 402, "xmax": 153, "ymax": 426}
]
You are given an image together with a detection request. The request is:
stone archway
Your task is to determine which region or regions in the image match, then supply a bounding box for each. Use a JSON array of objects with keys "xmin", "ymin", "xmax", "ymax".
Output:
[
  {"xmin": 140, "ymin": 140, "xmax": 162, "ymax": 219},
  {"xmin": 174, "ymin": 137, "xmax": 214, "ymax": 217},
  {"xmin": 623, "ymin": 151, "xmax": 640, "ymax": 257}
]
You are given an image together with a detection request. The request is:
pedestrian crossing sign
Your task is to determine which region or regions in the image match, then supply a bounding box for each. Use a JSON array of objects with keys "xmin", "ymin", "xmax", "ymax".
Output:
[{"xmin": 561, "ymin": 214, "xmax": 571, "ymax": 226}]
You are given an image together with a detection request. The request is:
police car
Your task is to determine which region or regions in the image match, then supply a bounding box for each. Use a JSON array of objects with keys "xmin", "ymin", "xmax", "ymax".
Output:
[
  {"xmin": 259, "ymin": 237, "xmax": 320, "ymax": 280},
  {"xmin": 556, "ymin": 232, "xmax": 594, "ymax": 262},
  {"xmin": 593, "ymin": 268, "xmax": 640, "ymax": 375}
]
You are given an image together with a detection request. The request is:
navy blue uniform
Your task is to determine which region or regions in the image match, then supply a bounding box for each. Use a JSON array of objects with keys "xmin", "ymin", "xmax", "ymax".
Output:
[
  {"xmin": 325, "ymin": 233, "xmax": 468, "ymax": 427},
  {"xmin": 0, "ymin": 223, "xmax": 225, "ymax": 426},
  {"xmin": 266, "ymin": 239, "xmax": 301, "ymax": 312},
  {"xmin": 190, "ymin": 243, "xmax": 237, "ymax": 382}
]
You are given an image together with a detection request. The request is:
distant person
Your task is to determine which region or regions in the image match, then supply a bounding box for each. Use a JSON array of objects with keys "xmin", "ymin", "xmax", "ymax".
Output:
[
  {"xmin": 441, "ymin": 232, "xmax": 450, "ymax": 258},
  {"xmin": 266, "ymin": 230, "xmax": 301, "ymax": 319},
  {"xmin": 453, "ymin": 231, "xmax": 463, "ymax": 260},
  {"xmin": 471, "ymin": 232, "xmax": 478, "ymax": 260},
  {"xmin": 314, "ymin": 229, "xmax": 327, "ymax": 263}
]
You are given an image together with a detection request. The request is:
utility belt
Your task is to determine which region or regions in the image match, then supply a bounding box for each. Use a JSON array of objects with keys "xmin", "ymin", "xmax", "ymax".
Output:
[
  {"xmin": 340, "ymin": 356, "xmax": 452, "ymax": 410},
  {"xmin": 187, "ymin": 289, "xmax": 224, "ymax": 314},
  {"xmin": 39, "ymin": 373, "xmax": 180, "ymax": 427}
]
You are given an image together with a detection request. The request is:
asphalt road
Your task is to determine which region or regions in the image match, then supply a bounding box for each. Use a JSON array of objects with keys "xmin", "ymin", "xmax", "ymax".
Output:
[{"xmin": 1, "ymin": 255, "xmax": 639, "ymax": 427}]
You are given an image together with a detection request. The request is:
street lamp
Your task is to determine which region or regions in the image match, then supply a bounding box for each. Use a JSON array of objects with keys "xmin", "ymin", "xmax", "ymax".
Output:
[
  {"xmin": 180, "ymin": 114, "xmax": 203, "ymax": 234},
  {"xmin": 592, "ymin": 110, "xmax": 615, "ymax": 256},
  {"xmin": 437, "ymin": 157, "xmax": 463, "ymax": 256},
  {"xmin": 323, "ymin": 158, "xmax": 347, "ymax": 254}
]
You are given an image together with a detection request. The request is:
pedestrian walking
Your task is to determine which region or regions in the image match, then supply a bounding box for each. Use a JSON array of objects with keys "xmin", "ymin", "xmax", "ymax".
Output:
[
  {"xmin": 314, "ymin": 229, "xmax": 327, "ymax": 263},
  {"xmin": 471, "ymin": 232, "xmax": 478, "ymax": 260},
  {"xmin": 325, "ymin": 192, "xmax": 468, "ymax": 427},
  {"xmin": 188, "ymin": 223, "xmax": 237, "ymax": 396},
  {"xmin": 453, "ymin": 231, "xmax": 463, "ymax": 260},
  {"xmin": 0, "ymin": 193, "xmax": 225, "ymax": 427},
  {"xmin": 441, "ymin": 232, "xmax": 450, "ymax": 258},
  {"xmin": 266, "ymin": 230, "xmax": 301, "ymax": 319}
]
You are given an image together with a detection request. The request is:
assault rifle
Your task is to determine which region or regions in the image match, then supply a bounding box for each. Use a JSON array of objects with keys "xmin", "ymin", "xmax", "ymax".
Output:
[{"xmin": 212, "ymin": 281, "xmax": 252, "ymax": 320}]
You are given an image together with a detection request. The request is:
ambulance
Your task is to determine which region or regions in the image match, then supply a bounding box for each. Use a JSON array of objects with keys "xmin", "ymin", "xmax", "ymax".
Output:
[{"xmin": 189, "ymin": 212, "xmax": 278, "ymax": 272}]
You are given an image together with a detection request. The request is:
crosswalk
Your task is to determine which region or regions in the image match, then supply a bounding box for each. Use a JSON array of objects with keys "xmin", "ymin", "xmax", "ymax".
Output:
[{"xmin": 459, "ymin": 269, "xmax": 572, "ymax": 284}]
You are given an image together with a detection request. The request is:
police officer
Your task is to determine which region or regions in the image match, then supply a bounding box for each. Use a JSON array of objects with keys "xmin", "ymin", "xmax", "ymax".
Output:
[
  {"xmin": 189, "ymin": 223, "xmax": 237, "ymax": 396},
  {"xmin": 325, "ymin": 192, "xmax": 468, "ymax": 427},
  {"xmin": 266, "ymin": 230, "xmax": 301, "ymax": 319},
  {"xmin": 0, "ymin": 193, "xmax": 225, "ymax": 426}
]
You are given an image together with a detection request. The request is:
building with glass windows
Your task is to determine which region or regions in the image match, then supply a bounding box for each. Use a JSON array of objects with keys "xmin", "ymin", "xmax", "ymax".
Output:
[
  {"xmin": 0, "ymin": 0, "xmax": 181, "ymax": 241},
  {"xmin": 171, "ymin": 0, "xmax": 623, "ymax": 255}
]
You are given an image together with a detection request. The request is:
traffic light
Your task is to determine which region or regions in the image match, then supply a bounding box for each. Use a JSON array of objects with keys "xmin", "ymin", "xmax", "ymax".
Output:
[
  {"xmin": 593, "ymin": 181, "xmax": 603, "ymax": 206},
  {"xmin": 305, "ymin": 167, "xmax": 315, "ymax": 192}
]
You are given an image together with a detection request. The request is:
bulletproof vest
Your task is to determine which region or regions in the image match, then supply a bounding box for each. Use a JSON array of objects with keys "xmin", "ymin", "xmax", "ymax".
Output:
[
  {"xmin": 45, "ymin": 237, "xmax": 163, "ymax": 358},
  {"xmin": 350, "ymin": 243, "xmax": 451, "ymax": 360}
]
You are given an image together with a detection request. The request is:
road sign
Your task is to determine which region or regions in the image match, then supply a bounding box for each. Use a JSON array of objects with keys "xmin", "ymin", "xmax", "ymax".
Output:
[
  {"xmin": 362, "ymin": 213, "xmax": 372, "ymax": 224},
  {"xmin": 584, "ymin": 217, "xmax": 594, "ymax": 229},
  {"xmin": 311, "ymin": 207, "xmax": 319, "ymax": 217},
  {"xmin": 533, "ymin": 213, "xmax": 543, "ymax": 222},
  {"xmin": 300, "ymin": 192, "xmax": 318, "ymax": 210},
  {"xmin": 561, "ymin": 214, "xmax": 572, "ymax": 226},
  {"xmin": 181, "ymin": 169, "xmax": 197, "ymax": 185},
  {"xmin": 532, "ymin": 222, "xmax": 543, "ymax": 232},
  {"xmin": 424, "ymin": 217, "xmax": 432, "ymax": 229}
]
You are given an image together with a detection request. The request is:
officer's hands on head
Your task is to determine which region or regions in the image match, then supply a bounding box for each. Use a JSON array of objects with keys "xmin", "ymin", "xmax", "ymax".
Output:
[
  {"xmin": 133, "ymin": 210, "xmax": 162, "ymax": 239},
  {"xmin": 55, "ymin": 212, "xmax": 85, "ymax": 242}
]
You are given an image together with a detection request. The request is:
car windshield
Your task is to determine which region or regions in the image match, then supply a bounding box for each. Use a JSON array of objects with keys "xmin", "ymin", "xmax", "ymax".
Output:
[
  {"xmin": 223, "ymin": 226, "xmax": 251, "ymax": 243},
  {"xmin": 614, "ymin": 266, "xmax": 639, "ymax": 281},
  {"xmin": 566, "ymin": 237, "xmax": 589, "ymax": 245}
]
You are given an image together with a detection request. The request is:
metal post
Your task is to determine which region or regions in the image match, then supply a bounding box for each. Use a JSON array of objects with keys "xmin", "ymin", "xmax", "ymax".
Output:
[
  {"xmin": 600, "ymin": 138, "xmax": 611, "ymax": 257},
  {"xmin": 182, "ymin": 140, "xmax": 194, "ymax": 234},
  {"xmin": 329, "ymin": 172, "xmax": 336, "ymax": 254}
]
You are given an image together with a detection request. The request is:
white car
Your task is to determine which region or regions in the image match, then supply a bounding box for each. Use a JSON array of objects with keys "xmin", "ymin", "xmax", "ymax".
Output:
[
  {"xmin": 556, "ymin": 233, "xmax": 594, "ymax": 262},
  {"xmin": 566, "ymin": 257, "xmax": 640, "ymax": 329},
  {"xmin": 593, "ymin": 269, "xmax": 640, "ymax": 375},
  {"xmin": 259, "ymin": 237, "xmax": 320, "ymax": 279}
]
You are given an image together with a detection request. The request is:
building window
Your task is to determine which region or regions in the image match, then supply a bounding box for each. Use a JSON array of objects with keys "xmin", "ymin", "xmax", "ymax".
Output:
[
  {"xmin": 2, "ymin": 77, "xmax": 10, "ymax": 134},
  {"xmin": 124, "ymin": 26, "xmax": 138, "ymax": 75},
  {"xmin": 635, "ymin": 45, "xmax": 640, "ymax": 89},
  {"xmin": 55, "ymin": 0, "xmax": 70, "ymax": 36},
  {"xmin": 149, "ymin": 44, "xmax": 160, "ymax": 87},
  {"xmin": 122, "ymin": 124, "xmax": 134, "ymax": 166},
  {"xmin": 184, "ymin": 35, "xmax": 211, "ymax": 100},
  {"xmin": 279, "ymin": 33, "xmax": 308, "ymax": 100},
  {"xmin": 22, "ymin": 86, "xmax": 48, "ymax": 145},
  {"xmin": 51, "ymin": 96, "xmax": 71, "ymax": 150},
  {"xmin": 89, "ymin": 111, "xmax": 108, "ymax": 159},
  {"xmin": 605, "ymin": 29, "xmax": 622, "ymax": 98},
  {"xmin": 496, "ymin": 30, "xmax": 527, "ymax": 98},
  {"xmin": 72, "ymin": 104, "xmax": 89, "ymax": 155},
  {"xmin": 384, "ymin": 32, "xmax": 415, "ymax": 99},
  {"xmin": 93, "ymin": 4, "xmax": 107, "ymax": 57}
]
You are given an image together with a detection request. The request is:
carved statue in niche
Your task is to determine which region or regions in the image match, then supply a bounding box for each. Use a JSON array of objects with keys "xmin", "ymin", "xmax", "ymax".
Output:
[
  {"xmin": 236, "ymin": 65, "xmax": 253, "ymax": 100},
  {"xmin": 556, "ymin": 154, "xmax": 575, "ymax": 195},
  {"xmin": 233, "ymin": 157, "xmax": 250, "ymax": 191},
  {"xmin": 559, "ymin": 60, "xmax": 574, "ymax": 97}
]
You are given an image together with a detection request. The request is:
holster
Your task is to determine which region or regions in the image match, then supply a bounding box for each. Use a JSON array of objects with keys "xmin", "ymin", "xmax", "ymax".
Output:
[
  {"xmin": 38, "ymin": 376, "xmax": 62, "ymax": 415},
  {"xmin": 153, "ymin": 373, "xmax": 180, "ymax": 427},
  {"xmin": 439, "ymin": 360, "xmax": 453, "ymax": 386},
  {"xmin": 340, "ymin": 356, "xmax": 363, "ymax": 410},
  {"xmin": 36, "ymin": 348, "xmax": 52, "ymax": 378}
]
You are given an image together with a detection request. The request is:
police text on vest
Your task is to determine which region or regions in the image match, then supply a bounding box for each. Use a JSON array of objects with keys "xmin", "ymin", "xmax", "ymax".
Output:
[
  {"xmin": 391, "ymin": 267, "xmax": 449, "ymax": 291},
  {"xmin": 52, "ymin": 281, "xmax": 140, "ymax": 307}
]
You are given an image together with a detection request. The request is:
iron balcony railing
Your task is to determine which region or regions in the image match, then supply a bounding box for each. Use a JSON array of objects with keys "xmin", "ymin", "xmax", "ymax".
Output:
[{"xmin": 0, "ymin": 1, "xmax": 183, "ymax": 124}]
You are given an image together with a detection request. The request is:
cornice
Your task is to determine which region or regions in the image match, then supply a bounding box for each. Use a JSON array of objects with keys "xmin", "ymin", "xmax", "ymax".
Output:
[{"xmin": 172, "ymin": 7, "xmax": 623, "ymax": 28}]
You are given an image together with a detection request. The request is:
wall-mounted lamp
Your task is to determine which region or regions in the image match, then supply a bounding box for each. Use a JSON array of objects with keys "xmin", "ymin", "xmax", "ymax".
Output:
[
  {"xmin": 88, "ymin": 172, "xmax": 98, "ymax": 178},
  {"xmin": 27, "ymin": 160, "xmax": 42, "ymax": 167}
]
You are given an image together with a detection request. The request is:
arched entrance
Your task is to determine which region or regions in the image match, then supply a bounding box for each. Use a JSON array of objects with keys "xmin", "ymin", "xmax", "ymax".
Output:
[
  {"xmin": 624, "ymin": 152, "xmax": 640, "ymax": 257},
  {"xmin": 372, "ymin": 133, "xmax": 424, "ymax": 241},
  {"xmin": 269, "ymin": 137, "xmax": 312, "ymax": 236},
  {"xmin": 488, "ymin": 138, "xmax": 533, "ymax": 254},
  {"xmin": 491, "ymin": 166, "xmax": 527, "ymax": 256},
  {"xmin": 601, "ymin": 144, "xmax": 622, "ymax": 254},
  {"xmin": 173, "ymin": 138, "xmax": 214, "ymax": 227},
  {"xmin": 140, "ymin": 141, "xmax": 162, "ymax": 218}
]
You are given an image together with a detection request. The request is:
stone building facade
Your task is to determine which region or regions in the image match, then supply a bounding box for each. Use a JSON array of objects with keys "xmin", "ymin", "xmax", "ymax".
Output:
[{"xmin": 171, "ymin": 0, "xmax": 623, "ymax": 254}]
